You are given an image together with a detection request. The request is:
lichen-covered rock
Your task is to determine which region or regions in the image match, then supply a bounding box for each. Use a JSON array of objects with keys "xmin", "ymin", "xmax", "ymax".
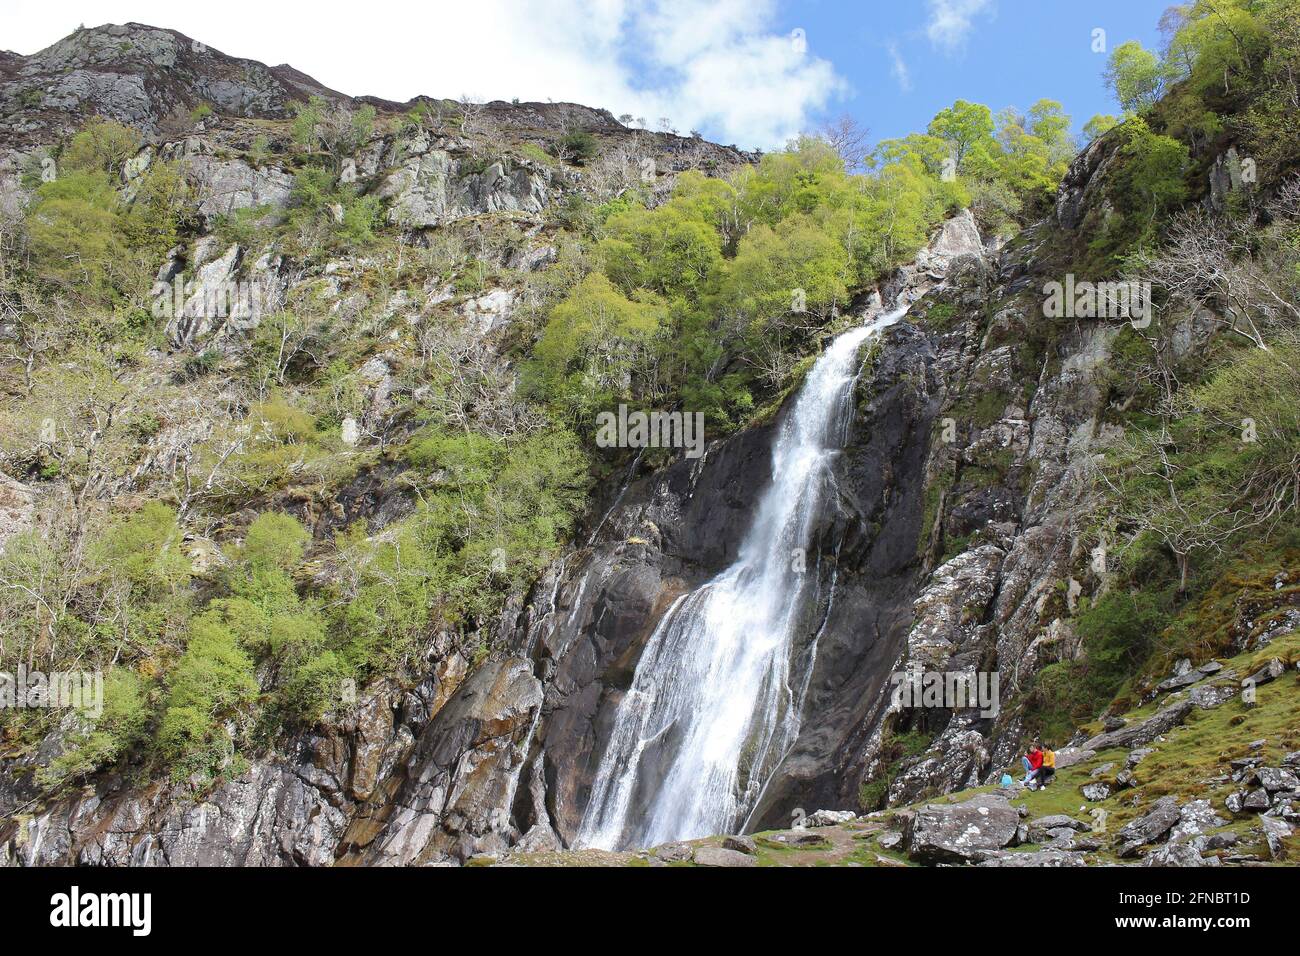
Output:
[
  {"xmin": 0, "ymin": 472, "xmax": 34, "ymax": 554},
  {"xmin": 341, "ymin": 658, "xmax": 543, "ymax": 866},
  {"xmin": 1080, "ymin": 702, "xmax": 1194, "ymax": 752},
  {"xmin": 904, "ymin": 793, "xmax": 1020, "ymax": 864},
  {"xmin": 1116, "ymin": 795, "xmax": 1181, "ymax": 857},
  {"xmin": 693, "ymin": 845, "xmax": 757, "ymax": 867}
]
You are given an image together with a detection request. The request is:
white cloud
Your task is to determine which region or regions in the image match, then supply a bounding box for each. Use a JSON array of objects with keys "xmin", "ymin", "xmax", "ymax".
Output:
[
  {"xmin": 924, "ymin": 0, "xmax": 996, "ymax": 52},
  {"xmin": 886, "ymin": 41, "xmax": 912, "ymax": 93},
  {"xmin": 2, "ymin": 0, "xmax": 847, "ymax": 149}
]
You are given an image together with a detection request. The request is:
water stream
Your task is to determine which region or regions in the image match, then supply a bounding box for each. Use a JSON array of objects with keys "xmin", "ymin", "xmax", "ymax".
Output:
[{"xmin": 576, "ymin": 308, "xmax": 907, "ymax": 850}]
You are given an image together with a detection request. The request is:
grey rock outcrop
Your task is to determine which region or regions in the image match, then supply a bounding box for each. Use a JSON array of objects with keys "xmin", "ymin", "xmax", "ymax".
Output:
[
  {"xmin": 341, "ymin": 658, "xmax": 542, "ymax": 865},
  {"xmin": 0, "ymin": 472, "xmax": 34, "ymax": 554},
  {"xmin": 1116, "ymin": 795, "xmax": 1181, "ymax": 857},
  {"xmin": 903, "ymin": 793, "xmax": 1020, "ymax": 864}
]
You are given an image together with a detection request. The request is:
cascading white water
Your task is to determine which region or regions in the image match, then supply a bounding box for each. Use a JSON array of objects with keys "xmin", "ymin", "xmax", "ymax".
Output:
[{"xmin": 577, "ymin": 308, "xmax": 908, "ymax": 850}]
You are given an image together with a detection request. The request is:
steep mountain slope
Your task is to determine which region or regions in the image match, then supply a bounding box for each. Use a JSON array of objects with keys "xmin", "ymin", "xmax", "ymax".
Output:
[{"xmin": 1, "ymin": 15, "xmax": 1298, "ymax": 868}]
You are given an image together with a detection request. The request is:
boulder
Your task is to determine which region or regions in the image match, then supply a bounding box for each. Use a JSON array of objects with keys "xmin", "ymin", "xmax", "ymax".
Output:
[
  {"xmin": 1169, "ymin": 799, "xmax": 1226, "ymax": 844},
  {"xmin": 976, "ymin": 849, "xmax": 1088, "ymax": 867},
  {"xmin": 1252, "ymin": 767, "xmax": 1300, "ymax": 793},
  {"xmin": 654, "ymin": 842, "xmax": 693, "ymax": 862},
  {"xmin": 1116, "ymin": 795, "xmax": 1181, "ymax": 856},
  {"xmin": 1143, "ymin": 842, "xmax": 1220, "ymax": 867},
  {"xmin": 1031, "ymin": 814, "xmax": 1089, "ymax": 832},
  {"xmin": 1126, "ymin": 747, "xmax": 1154, "ymax": 768},
  {"xmin": 877, "ymin": 831, "xmax": 903, "ymax": 851},
  {"xmin": 1204, "ymin": 832, "xmax": 1239, "ymax": 851},
  {"xmin": 1261, "ymin": 816, "xmax": 1292, "ymax": 861},
  {"xmin": 693, "ymin": 845, "xmax": 757, "ymax": 867},
  {"xmin": 904, "ymin": 793, "xmax": 1020, "ymax": 865},
  {"xmin": 1054, "ymin": 747, "xmax": 1095, "ymax": 770},
  {"xmin": 721, "ymin": 835, "xmax": 757, "ymax": 855},
  {"xmin": 1242, "ymin": 788, "xmax": 1271, "ymax": 811},
  {"xmin": 1242, "ymin": 659, "xmax": 1285, "ymax": 689},
  {"xmin": 1189, "ymin": 683, "xmax": 1235, "ymax": 709},
  {"xmin": 1156, "ymin": 670, "xmax": 1202, "ymax": 693},
  {"xmin": 1081, "ymin": 784, "xmax": 1111, "ymax": 801},
  {"xmin": 803, "ymin": 809, "xmax": 856, "ymax": 828},
  {"xmin": 1080, "ymin": 701, "xmax": 1193, "ymax": 752}
]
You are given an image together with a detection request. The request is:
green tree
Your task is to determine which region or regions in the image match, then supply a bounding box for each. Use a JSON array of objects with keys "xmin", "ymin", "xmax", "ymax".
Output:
[
  {"xmin": 927, "ymin": 100, "xmax": 996, "ymax": 170},
  {"xmin": 1083, "ymin": 114, "xmax": 1121, "ymax": 141},
  {"xmin": 1104, "ymin": 40, "xmax": 1169, "ymax": 113},
  {"xmin": 526, "ymin": 272, "xmax": 666, "ymax": 418},
  {"xmin": 599, "ymin": 203, "xmax": 723, "ymax": 300}
]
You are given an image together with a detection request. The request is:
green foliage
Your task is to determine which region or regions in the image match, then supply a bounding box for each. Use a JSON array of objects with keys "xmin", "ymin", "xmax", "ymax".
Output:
[
  {"xmin": 528, "ymin": 126, "xmax": 1031, "ymax": 436},
  {"xmin": 1104, "ymin": 40, "xmax": 1170, "ymax": 113},
  {"xmin": 23, "ymin": 119, "xmax": 187, "ymax": 304},
  {"xmin": 600, "ymin": 202, "xmax": 724, "ymax": 300},
  {"xmin": 26, "ymin": 171, "xmax": 125, "ymax": 299},
  {"xmin": 333, "ymin": 427, "xmax": 590, "ymax": 667},
  {"xmin": 1084, "ymin": 116, "xmax": 1189, "ymax": 263},
  {"xmin": 1026, "ymin": 590, "xmax": 1171, "ymax": 737},
  {"xmin": 157, "ymin": 612, "xmax": 258, "ymax": 780},
  {"xmin": 525, "ymin": 272, "xmax": 666, "ymax": 420},
  {"xmin": 39, "ymin": 668, "xmax": 151, "ymax": 787},
  {"xmin": 858, "ymin": 729, "xmax": 933, "ymax": 810},
  {"xmin": 1083, "ymin": 114, "xmax": 1121, "ymax": 141},
  {"xmin": 287, "ymin": 166, "xmax": 382, "ymax": 251},
  {"xmin": 1100, "ymin": 334, "xmax": 1300, "ymax": 589},
  {"xmin": 220, "ymin": 395, "xmax": 332, "ymax": 497},
  {"xmin": 240, "ymin": 511, "xmax": 312, "ymax": 575},
  {"xmin": 89, "ymin": 502, "xmax": 191, "ymax": 596},
  {"xmin": 61, "ymin": 117, "xmax": 143, "ymax": 176},
  {"xmin": 555, "ymin": 130, "xmax": 598, "ymax": 165},
  {"xmin": 927, "ymin": 99, "xmax": 996, "ymax": 169},
  {"xmin": 1076, "ymin": 590, "xmax": 1170, "ymax": 695}
]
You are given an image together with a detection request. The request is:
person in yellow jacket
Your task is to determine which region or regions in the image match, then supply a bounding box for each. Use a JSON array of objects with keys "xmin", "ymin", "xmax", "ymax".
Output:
[{"xmin": 1037, "ymin": 742, "xmax": 1057, "ymax": 788}]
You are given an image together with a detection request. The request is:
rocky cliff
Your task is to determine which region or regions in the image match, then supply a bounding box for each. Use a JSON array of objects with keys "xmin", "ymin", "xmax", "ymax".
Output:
[{"xmin": 1, "ymin": 22, "xmax": 1296, "ymax": 868}]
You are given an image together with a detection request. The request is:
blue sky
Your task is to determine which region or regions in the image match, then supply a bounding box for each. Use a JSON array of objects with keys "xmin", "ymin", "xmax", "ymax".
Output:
[
  {"xmin": 783, "ymin": 0, "xmax": 1168, "ymax": 144},
  {"xmin": 5, "ymin": 0, "xmax": 1170, "ymax": 150}
]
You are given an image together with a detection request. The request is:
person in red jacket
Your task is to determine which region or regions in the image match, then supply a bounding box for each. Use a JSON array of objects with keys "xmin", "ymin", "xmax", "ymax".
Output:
[{"xmin": 1021, "ymin": 744, "xmax": 1043, "ymax": 789}]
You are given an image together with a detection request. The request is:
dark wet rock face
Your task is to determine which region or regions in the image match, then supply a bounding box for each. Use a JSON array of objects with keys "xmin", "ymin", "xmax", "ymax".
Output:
[{"xmin": 495, "ymin": 295, "xmax": 946, "ymax": 847}]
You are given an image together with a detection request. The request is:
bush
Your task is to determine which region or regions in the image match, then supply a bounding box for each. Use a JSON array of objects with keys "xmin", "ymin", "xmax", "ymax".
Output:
[
  {"xmin": 158, "ymin": 616, "xmax": 258, "ymax": 780},
  {"xmin": 38, "ymin": 668, "xmax": 151, "ymax": 787},
  {"xmin": 555, "ymin": 130, "xmax": 598, "ymax": 165},
  {"xmin": 89, "ymin": 502, "xmax": 191, "ymax": 597}
]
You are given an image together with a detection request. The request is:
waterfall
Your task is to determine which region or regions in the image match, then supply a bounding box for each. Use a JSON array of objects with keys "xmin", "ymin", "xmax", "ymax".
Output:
[{"xmin": 577, "ymin": 307, "xmax": 908, "ymax": 850}]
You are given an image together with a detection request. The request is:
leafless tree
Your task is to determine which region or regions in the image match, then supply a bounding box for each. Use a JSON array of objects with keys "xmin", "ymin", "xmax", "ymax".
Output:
[
  {"xmin": 820, "ymin": 114, "xmax": 871, "ymax": 173},
  {"xmin": 456, "ymin": 95, "xmax": 488, "ymax": 137},
  {"xmin": 1130, "ymin": 207, "xmax": 1300, "ymax": 351}
]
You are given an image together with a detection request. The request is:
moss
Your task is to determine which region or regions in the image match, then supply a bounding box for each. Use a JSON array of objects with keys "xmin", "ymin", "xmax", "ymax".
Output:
[{"xmin": 917, "ymin": 468, "xmax": 955, "ymax": 558}]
